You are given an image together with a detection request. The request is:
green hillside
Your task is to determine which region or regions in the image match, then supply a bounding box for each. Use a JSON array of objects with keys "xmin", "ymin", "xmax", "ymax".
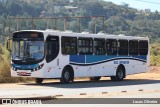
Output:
[{"xmin": 0, "ymin": 0, "xmax": 160, "ymax": 43}]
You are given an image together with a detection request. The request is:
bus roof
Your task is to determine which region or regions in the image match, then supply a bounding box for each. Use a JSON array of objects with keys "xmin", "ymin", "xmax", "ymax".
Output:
[{"xmin": 15, "ymin": 30, "xmax": 149, "ymax": 41}]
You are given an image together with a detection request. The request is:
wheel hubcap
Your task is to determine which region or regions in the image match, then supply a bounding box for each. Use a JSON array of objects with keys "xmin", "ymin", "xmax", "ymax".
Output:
[
  {"xmin": 64, "ymin": 71, "xmax": 70, "ymax": 81},
  {"xmin": 118, "ymin": 70, "xmax": 123, "ymax": 79}
]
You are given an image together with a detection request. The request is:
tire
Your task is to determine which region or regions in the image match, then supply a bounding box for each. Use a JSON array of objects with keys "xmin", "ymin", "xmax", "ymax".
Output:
[
  {"xmin": 116, "ymin": 66, "xmax": 125, "ymax": 81},
  {"xmin": 60, "ymin": 68, "xmax": 71, "ymax": 84},
  {"xmin": 110, "ymin": 66, "xmax": 125, "ymax": 81},
  {"xmin": 35, "ymin": 78, "xmax": 43, "ymax": 84},
  {"xmin": 90, "ymin": 77, "xmax": 101, "ymax": 81}
]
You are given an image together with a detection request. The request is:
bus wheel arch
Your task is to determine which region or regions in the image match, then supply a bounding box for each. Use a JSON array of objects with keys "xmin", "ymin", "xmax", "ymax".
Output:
[{"xmin": 60, "ymin": 65, "xmax": 74, "ymax": 84}]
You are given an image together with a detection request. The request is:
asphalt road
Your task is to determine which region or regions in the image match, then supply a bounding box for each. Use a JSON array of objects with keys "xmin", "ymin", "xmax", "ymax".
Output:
[{"xmin": 0, "ymin": 79, "xmax": 160, "ymax": 99}]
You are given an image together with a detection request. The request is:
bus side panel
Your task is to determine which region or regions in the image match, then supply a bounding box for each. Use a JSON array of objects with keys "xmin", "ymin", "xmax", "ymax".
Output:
[
  {"xmin": 43, "ymin": 65, "xmax": 62, "ymax": 78},
  {"xmin": 43, "ymin": 55, "xmax": 67, "ymax": 78},
  {"xmin": 126, "ymin": 65, "xmax": 148, "ymax": 75},
  {"xmin": 102, "ymin": 67, "xmax": 117, "ymax": 76},
  {"xmin": 98, "ymin": 62, "xmax": 117, "ymax": 76},
  {"xmin": 125, "ymin": 60, "xmax": 148, "ymax": 75},
  {"xmin": 72, "ymin": 63, "xmax": 117, "ymax": 77}
]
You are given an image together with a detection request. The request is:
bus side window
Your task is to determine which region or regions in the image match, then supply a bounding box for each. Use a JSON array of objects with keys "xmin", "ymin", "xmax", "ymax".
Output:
[
  {"xmin": 118, "ymin": 40, "xmax": 128, "ymax": 55},
  {"xmin": 129, "ymin": 40, "xmax": 138, "ymax": 55},
  {"xmin": 94, "ymin": 38, "xmax": 105, "ymax": 55},
  {"xmin": 106, "ymin": 39, "xmax": 117, "ymax": 55},
  {"xmin": 139, "ymin": 40, "xmax": 148, "ymax": 55},
  {"xmin": 78, "ymin": 38, "xmax": 93, "ymax": 55},
  {"xmin": 61, "ymin": 37, "xmax": 77, "ymax": 55}
]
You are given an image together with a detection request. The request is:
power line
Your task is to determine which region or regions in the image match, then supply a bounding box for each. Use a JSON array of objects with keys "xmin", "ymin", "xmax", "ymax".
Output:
[{"xmin": 134, "ymin": 0, "xmax": 160, "ymax": 5}]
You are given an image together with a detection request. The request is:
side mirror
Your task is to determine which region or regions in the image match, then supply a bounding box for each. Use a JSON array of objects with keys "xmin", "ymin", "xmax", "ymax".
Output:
[{"xmin": 6, "ymin": 38, "xmax": 12, "ymax": 52}]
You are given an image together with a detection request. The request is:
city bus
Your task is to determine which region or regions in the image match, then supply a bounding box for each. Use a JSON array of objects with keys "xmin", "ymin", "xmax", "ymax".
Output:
[{"xmin": 10, "ymin": 30, "xmax": 149, "ymax": 83}]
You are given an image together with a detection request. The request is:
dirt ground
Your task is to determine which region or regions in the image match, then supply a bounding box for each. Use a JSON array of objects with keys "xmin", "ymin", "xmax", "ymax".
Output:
[
  {"xmin": 125, "ymin": 66, "xmax": 160, "ymax": 80},
  {"xmin": 150, "ymin": 66, "xmax": 160, "ymax": 73}
]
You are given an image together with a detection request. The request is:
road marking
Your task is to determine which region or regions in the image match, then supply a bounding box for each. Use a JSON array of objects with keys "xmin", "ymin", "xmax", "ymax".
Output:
[
  {"xmin": 139, "ymin": 89, "xmax": 144, "ymax": 91},
  {"xmin": 121, "ymin": 91, "xmax": 127, "ymax": 93},
  {"xmin": 80, "ymin": 93, "xmax": 87, "ymax": 95},
  {"xmin": 55, "ymin": 95, "xmax": 63, "ymax": 97},
  {"xmin": 102, "ymin": 92, "xmax": 108, "ymax": 94}
]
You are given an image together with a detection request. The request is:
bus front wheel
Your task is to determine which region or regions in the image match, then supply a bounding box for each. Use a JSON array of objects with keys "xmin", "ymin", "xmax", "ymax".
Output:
[
  {"xmin": 60, "ymin": 68, "xmax": 72, "ymax": 84},
  {"xmin": 35, "ymin": 78, "xmax": 43, "ymax": 84}
]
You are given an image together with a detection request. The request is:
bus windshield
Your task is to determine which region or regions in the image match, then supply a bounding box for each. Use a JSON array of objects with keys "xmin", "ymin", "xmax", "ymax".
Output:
[
  {"xmin": 12, "ymin": 40, "xmax": 44, "ymax": 61},
  {"xmin": 12, "ymin": 32, "xmax": 44, "ymax": 64}
]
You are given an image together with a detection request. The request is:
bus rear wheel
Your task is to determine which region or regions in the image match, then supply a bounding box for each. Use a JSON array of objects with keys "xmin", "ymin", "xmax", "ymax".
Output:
[
  {"xmin": 110, "ymin": 66, "xmax": 125, "ymax": 81},
  {"xmin": 35, "ymin": 78, "xmax": 43, "ymax": 84},
  {"xmin": 90, "ymin": 77, "xmax": 101, "ymax": 81}
]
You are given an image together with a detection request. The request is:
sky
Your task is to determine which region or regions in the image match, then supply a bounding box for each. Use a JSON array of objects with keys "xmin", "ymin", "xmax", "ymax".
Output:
[{"xmin": 104, "ymin": 0, "xmax": 160, "ymax": 12}]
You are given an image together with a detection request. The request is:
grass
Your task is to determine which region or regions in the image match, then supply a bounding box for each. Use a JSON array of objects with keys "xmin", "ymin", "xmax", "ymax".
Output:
[{"xmin": 150, "ymin": 43, "xmax": 160, "ymax": 66}]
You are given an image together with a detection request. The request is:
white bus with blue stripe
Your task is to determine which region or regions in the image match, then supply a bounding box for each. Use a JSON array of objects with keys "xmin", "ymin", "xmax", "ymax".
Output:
[{"xmin": 11, "ymin": 30, "xmax": 149, "ymax": 83}]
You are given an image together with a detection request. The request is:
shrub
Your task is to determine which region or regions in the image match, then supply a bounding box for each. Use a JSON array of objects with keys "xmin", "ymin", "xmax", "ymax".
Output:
[
  {"xmin": 0, "ymin": 44, "xmax": 33, "ymax": 83},
  {"xmin": 150, "ymin": 43, "xmax": 160, "ymax": 66}
]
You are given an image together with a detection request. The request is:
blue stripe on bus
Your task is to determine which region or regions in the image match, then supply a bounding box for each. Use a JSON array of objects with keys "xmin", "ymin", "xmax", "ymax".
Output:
[
  {"xmin": 134, "ymin": 56, "xmax": 147, "ymax": 61},
  {"xmin": 70, "ymin": 55, "xmax": 147, "ymax": 64},
  {"xmin": 70, "ymin": 57, "xmax": 146, "ymax": 66},
  {"xmin": 86, "ymin": 55, "xmax": 147, "ymax": 63},
  {"xmin": 86, "ymin": 55, "xmax": 116, "ymax": 63},
  {"xmin": 70, "ymin": 55, "xmax": 86, "ymax": 63}
]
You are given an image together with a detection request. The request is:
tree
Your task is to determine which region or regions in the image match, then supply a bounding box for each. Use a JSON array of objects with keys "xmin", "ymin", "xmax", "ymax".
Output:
[
  {"xmin": 104, "ymin": 16, "xmax": 130, "ymax": 34},
  {"xmin": 6, "ymin": 2, "xmax": 22, "ymax": 16},
  {"xmin": 89, "ymin": 18, "xmax": 104, "ymax": 33}
]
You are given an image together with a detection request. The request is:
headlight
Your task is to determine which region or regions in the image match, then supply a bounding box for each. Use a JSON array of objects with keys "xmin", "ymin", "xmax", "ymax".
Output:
[
  {"xmin": 12, "ymin": 67, "xmax": 17, "ymax": 71},
  {"xmin": 31, "ymin": 63, "xmax": 44, "ymax": 72}
]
